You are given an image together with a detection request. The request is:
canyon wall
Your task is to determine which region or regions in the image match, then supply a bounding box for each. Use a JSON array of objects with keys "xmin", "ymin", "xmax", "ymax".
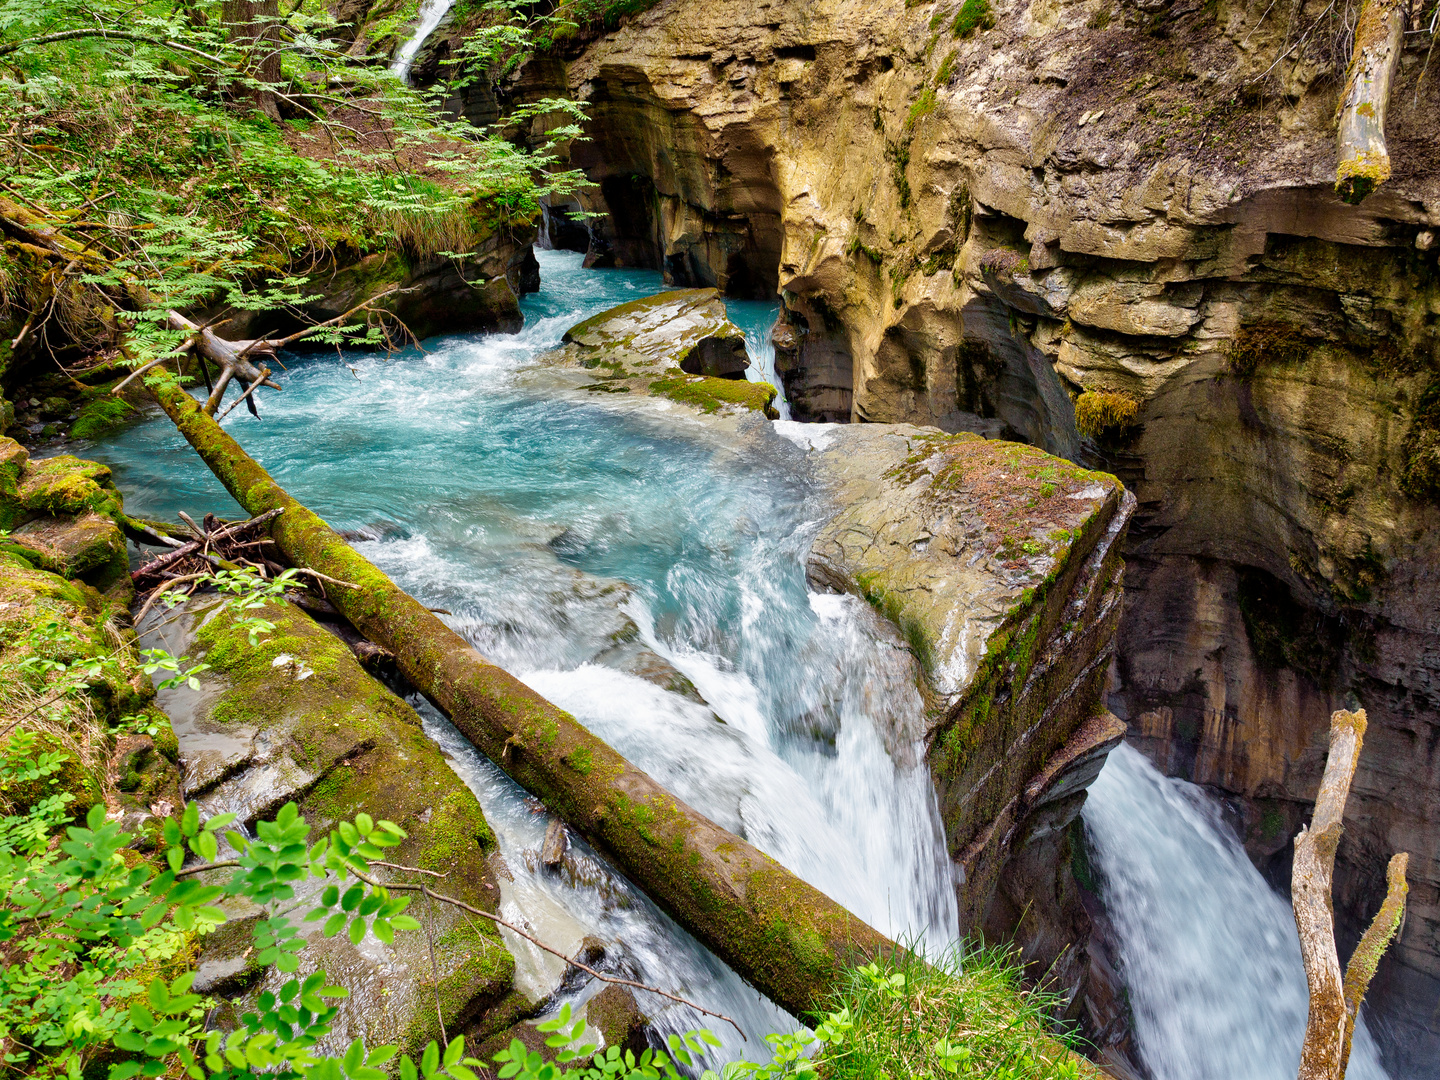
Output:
[{"xmin": 515, "ymin": 0, "xmax": 1440, "ymax": 1073}]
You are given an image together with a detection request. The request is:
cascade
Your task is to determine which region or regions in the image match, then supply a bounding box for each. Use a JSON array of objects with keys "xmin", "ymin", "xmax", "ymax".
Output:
[
  {"xmin": 99, "ymin": 250, "xmax": 957, "ymax": 1047},
  {"xmin": 389, "ymin": 0, "xmax": 455, "ymax": 84},
  {"xmin": 90, "ymin": 251, "xmax": 1397, "ymax": 1072},
  {"xmin": 1084, "ymin": 743, "xmax": 1392, "ymax": 1080}
]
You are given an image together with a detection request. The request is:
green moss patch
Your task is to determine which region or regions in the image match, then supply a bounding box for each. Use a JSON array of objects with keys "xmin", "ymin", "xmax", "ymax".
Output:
[
  {"xmin": 1073, "ymin": 390, "xmax": 1141, "ymax": 440},
  {"xmin": 649, "ymin": 371, "xmax": 778, "ymax": 417},
  {"xmin": 952, "ymin": 0, "xmax": 996, "ymax": 38}
]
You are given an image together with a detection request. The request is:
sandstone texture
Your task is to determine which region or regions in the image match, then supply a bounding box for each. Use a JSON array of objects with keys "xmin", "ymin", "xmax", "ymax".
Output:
[{"xmin": 515, "ymin": 0, "xmax": 1440, "ymax": 1070}]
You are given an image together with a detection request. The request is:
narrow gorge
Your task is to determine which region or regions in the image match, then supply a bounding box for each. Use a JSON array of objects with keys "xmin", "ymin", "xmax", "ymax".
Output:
[{"xmin": 0, "ymin": 2, "xmax": 1434, "ymax": 1080}]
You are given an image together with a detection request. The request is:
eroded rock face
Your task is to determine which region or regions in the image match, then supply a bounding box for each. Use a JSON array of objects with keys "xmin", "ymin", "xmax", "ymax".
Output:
[
  {"xmin": 787, "ymin": 422, "xmax": 1132, "ymax": 1012},
  {"xmin": 518, "ymin": 0, "xmax": 1440, "ymax": 1069}
]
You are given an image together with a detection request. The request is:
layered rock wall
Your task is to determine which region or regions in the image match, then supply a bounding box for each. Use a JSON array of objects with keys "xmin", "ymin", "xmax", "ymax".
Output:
[{"xmin": 516, "ymin": 0, "xmax": 1440, "ymax": 1071}]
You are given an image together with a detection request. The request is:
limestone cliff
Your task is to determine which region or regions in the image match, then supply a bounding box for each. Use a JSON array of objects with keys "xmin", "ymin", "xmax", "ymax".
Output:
[{"xmin": 513, "ymin": 0, "xmax": 1440, "ymax": 1071}]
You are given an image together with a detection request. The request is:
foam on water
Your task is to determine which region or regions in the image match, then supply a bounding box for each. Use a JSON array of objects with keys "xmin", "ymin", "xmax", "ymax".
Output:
[{"xmin": 90, "ymin": 249, "xmax": 1381, "ymax": 1073}]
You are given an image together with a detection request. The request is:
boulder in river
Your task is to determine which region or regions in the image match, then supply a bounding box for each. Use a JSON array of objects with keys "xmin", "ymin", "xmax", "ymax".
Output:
[{"xmin": 542, "ymin": 289, "xmax": 778, "ymax": 417}]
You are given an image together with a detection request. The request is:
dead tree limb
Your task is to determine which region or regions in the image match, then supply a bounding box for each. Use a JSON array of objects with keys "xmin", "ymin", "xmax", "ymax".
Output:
[
  {"xmin": 1334, "ymin": 0, "xmax": 1405, "ymax": 205},
  {"xmin": 1339, "ymin": 852, "xmax": 1409, "ymax": 1076},
  {"xmin": 1293, "ymin": 708, "xmax": 1409, "ymax": 1080}
]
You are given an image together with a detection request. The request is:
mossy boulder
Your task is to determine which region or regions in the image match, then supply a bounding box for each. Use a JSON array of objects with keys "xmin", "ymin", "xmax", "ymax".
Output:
[
  {"xmin": 0, "ymin": 438, "xmax": 131, "ymax": 598},
  {"xmin": 787, "ymin": 423, "xmax": 1133, "ymax": 930},
  {"xmin": 544, "ymin": 290, "xmax": 778, "ymax": 418},
  {"xmin": 157, "ymin": 595, "xmax": 519, "ymax": 1055}
]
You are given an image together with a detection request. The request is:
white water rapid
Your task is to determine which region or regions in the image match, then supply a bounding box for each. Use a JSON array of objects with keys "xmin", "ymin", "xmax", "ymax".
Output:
[
  {"xmin": 1084, "ymin": 743, "xmax": 1392, "ymax": 1080},
  {"xmin": 389, "ymin": 0, "xmax": 454, "ymax": 84}
]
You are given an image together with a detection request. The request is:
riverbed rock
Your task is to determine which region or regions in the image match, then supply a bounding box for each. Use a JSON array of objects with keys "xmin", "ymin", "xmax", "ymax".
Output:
[
  {"xmin": 541, "ymin": 289, "xmax": 778, "ymax": 417},
  {"xmin": 148, "ymin": 594, "xmax": 525, "ymax": 1056},
  {"xmin": 515, "ymin": 1, "xmax": 1440, "ymax": 1067}
]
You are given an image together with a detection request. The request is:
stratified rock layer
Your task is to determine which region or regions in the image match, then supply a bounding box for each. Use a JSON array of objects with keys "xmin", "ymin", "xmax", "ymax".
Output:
[{"xmin": 787, "ymin": 421, "xmax": 1132, "ymax": 1006}]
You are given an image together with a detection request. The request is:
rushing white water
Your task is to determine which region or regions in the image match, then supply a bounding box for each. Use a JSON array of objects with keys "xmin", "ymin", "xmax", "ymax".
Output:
[
  {"xmin": 1084, "ymin": 743, "xmax": 1392, "ymax": 1080},
  {"xmin": 724, "ymin": 299, "xmax": 791, "ymax": 421},
  {"xmin": 98, "ymin": 249, "xmax": 957, "ymax": 1046},
  {"xmin": 93, "ymin": 248, "xmax": 1389, "ymax": 1072},
  {"xmin": 389, "ymin": 0, "xmax": 455, "ymax": 84}
]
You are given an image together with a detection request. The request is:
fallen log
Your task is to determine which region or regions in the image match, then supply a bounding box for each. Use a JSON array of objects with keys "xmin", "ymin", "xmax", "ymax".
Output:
[
  {"xmin": 151, "ymin": 381, "xmax": 894, "ymax": 1018},
  {"xmin": 1334, "ymin": 0, "xmax": 1405, "ymax": 205},
  {"xmin": 1293, "ymin": 708, "xmax": 1409, "ymax": 1080}
]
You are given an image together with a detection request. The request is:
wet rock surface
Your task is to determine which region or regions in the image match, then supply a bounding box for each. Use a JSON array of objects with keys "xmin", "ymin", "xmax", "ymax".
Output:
[
  {"xmin": 781, "ymin": 420, "xmax": 1132, "ymax": 1019},
  {"xmin": 145, "ymin": 595, "xmax": 524, "ymax": 1056},
  {"xmin": 540, "ymin": 288, "xmax": 778, "ymax": 417}
]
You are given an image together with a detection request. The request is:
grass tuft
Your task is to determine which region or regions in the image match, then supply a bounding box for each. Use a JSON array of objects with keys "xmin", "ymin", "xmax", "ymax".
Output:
[
  {"xmin": 952, "ymin": 0, "xmax": 997, "ymax": 38},
  {"xmin": 822, "ymin": 944, "xmax": 1088, "ymax": 1080}
]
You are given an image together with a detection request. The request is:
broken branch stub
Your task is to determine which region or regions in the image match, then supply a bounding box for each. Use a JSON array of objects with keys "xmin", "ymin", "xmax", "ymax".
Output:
[
  {"xmin": 150, "ymin": 382, "xmax": 898, "ymax": 1018},
  {"xmin": 1334, "ymin": 0, "xmax": 1405, "ymax": 205},
  {"xmin": 1338, "ymin": 851, "xmax": 1408, "ymax": 1076}
]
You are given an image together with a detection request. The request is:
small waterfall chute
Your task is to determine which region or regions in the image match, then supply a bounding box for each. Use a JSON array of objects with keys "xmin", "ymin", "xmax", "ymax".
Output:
[
  {"xmin": 390, "ymin": 0, "xmax": 455, "ymax": 84},
  {"xmin": 1083, "ymin": 742, "xmax": 1392, "ymax": 1080}
]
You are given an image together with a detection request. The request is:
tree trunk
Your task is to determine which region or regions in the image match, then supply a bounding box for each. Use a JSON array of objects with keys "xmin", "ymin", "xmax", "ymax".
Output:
[
  {"xmin": 1334, "ymin": 0, "xmax": 1405, "ymax": 205},
  {"xmin": 148, "ymin": 381, "xmax": 898, "ymax": 1019},
  {"xmin": 222, "ymin": 0, "xmax": 283, "ymax": 121}
]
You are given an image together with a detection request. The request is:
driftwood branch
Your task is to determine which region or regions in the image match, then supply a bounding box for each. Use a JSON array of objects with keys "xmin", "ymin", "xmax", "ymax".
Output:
[
  {"xmin": 1294, "ymin": 709, "xmax": 1361, "ymax": 1080},
  {"xmin": 1334, "ymin": 0, "xmax": 1405, "ymax": 205},
  {"xmin": 1293, "ymin": 708, "xmax": 1409, "ymax": 1080}
]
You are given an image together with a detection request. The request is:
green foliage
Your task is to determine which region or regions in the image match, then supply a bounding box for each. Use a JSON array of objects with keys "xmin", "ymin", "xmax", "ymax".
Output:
[
  {"xmin": 952, "ymin": 0, "xmax": 996, "ymax": 38},
  {"xmin": 820, "ymin": 949, "xmax": 1084, "ymax": 1080},
  {"xmin": 0, "ymin": 0, "xmax": 591, "ymax": 369},
  {"xmin": 936, "ymin": 49, "xmax": 960, "ymax": 86},
  {"xmin": 1073, "ymin": 389, "xmax": 1140, "ymax": 440}
]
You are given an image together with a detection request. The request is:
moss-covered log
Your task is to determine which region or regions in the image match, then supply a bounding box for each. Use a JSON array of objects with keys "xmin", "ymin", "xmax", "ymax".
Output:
[
  {"xmin": 150, "ymin": 382, "xmax": 894, "ymax": 1018},
  {"xmin": 1334, "ymin": 0, "xmax": 1405, "ymax": 206}
]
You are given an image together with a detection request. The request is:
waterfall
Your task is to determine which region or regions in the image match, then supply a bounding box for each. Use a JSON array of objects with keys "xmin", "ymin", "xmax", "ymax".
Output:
[
  {"xmin": 722, "ymin": 298, "xmax": 792, "ymax": 421},
  {"xmin": 389, "ymin": 0, "xmax": 455, "ymax": 84},
  {"xmin": 1084, "ymin": 743, "xmax": 1392, "ymax": 1080},
  {"xmin": 97, "ymin": 250, "xmax": 956, "ymax": 1049}
]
